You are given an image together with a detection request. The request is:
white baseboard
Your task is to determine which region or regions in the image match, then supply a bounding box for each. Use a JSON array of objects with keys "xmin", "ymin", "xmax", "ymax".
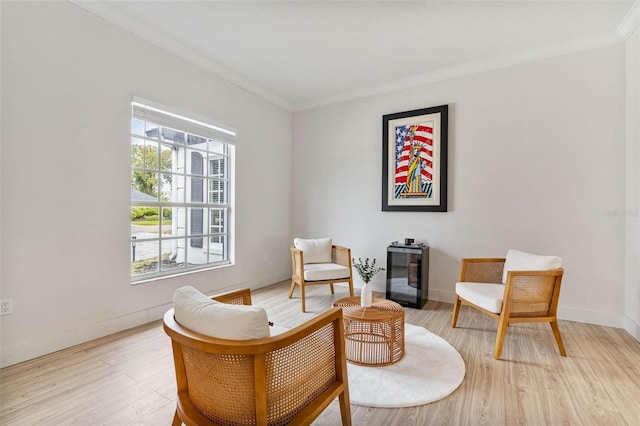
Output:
[
  {"xmin": 1, "ymin": 303, "xmax": 172, "ymax": 368},
  {"xmin": 556, "ymin": 306, "xmax": 623, "ymax": 328},
  {"xmin": 623, "ymin": 314, "xmax": 640, "ymax": 341}
]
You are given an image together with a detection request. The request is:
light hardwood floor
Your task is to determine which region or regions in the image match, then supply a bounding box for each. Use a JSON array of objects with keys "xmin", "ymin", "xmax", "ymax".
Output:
[{"xmin": 1, "ymin": 281, "xmax": 639, "ymax": 425}]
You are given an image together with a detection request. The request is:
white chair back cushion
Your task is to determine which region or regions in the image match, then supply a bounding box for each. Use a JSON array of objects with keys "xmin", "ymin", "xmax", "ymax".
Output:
[
  {"xmin": 502, "ymin": 249, "xmax": 562, "ymax": 284},
  {"xmin": 173, "ymin": 286, "xmax": 270, "ymax": 340},
  {"xmin": 294, "ymin": 237, "xmax": 332, "ymax": 264},
  {"xmin": 303, "ymin": 263, "xmax": 351, "ymax": 281}
]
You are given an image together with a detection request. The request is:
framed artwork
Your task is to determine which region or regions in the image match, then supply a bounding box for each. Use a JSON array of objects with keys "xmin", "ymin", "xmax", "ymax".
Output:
[{"xmin": 382, "ymin": 104, "xmax": 448, "ymax": 212}]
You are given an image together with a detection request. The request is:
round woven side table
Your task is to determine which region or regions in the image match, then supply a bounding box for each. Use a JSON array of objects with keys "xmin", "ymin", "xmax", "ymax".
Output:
[{"xmin": 332, "ymin": 296, "xmax": 405, "ymax": 366}]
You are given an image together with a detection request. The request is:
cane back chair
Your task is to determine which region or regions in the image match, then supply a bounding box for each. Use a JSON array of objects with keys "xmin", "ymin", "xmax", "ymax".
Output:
[
  {"xmin": 163, "ymin": 288, "xmax": 352, "ymax": 425},
  {"xmin": 451, "ymin": 250, "xmax": 566, "ymax": 359}
]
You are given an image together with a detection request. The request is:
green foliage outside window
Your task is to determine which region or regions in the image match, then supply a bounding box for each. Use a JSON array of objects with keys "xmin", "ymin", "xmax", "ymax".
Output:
[{"xmin": 130, "ymin": 145, "xmax": 172, "ymax": 198}]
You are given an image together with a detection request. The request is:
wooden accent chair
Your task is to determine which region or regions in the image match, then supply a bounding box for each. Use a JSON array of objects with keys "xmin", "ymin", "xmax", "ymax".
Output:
[
  {"xmin": 451, "ymin": 249, "xmax": 566, "ymax": 360},
  {"xmin": 289, "ymin": 238, "xmax": 354, "ymax": 312},
  {"xmin": 163, "ymin": 287, "xmax": 352, "ymax": 426}
]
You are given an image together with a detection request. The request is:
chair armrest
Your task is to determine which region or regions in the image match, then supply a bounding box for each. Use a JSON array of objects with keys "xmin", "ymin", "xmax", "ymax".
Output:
[
  {"xmin": 211, "ymin": 288, "xmax": 252, "ymax": 305},
  {"xmin": 459, "ymin": 258, "xmax": 505, "ymax": 283},
  {"xmin": 291, "ymin": 247, "xmax": 304, "ymax": 277},
  {"xmin": 332, "ymin": 245, "xmax": 352, "ymax": 268},
  {"xmin": 503, "ymin": 269, "xmax": 564, "ymax": 316}
]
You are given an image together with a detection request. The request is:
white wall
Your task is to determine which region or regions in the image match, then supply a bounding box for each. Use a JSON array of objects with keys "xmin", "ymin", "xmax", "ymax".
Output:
[
  {"xmin": 293, "ymin": 44, "xmax": 628, "ymax": 327},
  {"xmin": 0, "ymin": 2, "xmax": 292, "ymax": 367},
  {"xmin": 625, "ymin": 25, "xmax": 640, "ymax": 339},
  {"xmin": 1, "ymin": 2, "xmax": 636, "ymax": 368}
]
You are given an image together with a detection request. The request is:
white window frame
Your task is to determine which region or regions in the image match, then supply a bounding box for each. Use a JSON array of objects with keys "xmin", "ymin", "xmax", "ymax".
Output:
[{"xmin": 130, "ymin": 98, "xmax": 235, "ymax": 283}]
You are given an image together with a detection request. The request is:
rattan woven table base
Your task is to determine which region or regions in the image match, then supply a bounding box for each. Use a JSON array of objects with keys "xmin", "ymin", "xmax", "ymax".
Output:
[{"xmin": 333, "ymin": 296, "xmax": 405, "ymax": 366}]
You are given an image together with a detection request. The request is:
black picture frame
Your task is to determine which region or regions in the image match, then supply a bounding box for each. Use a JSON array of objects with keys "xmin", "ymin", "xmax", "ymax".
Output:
[{"xmin": 382, "ymin": 104, "xmax": 448, "ymax": 212}]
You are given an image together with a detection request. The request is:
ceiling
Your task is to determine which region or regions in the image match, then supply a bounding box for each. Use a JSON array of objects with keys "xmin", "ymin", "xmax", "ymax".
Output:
[{"xmin": 73, "ymin": 1, "xmax": 637, "ymax": 111}]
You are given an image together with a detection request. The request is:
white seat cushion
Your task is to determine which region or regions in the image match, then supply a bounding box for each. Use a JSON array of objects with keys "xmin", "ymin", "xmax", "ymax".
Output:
[
  {"xmin": 502, "ymin": 249, "xmax": 563, "ymax": 284},
  {"xmin": 173, "ymin": 286, "xmax": 270, "ymax": 340},
  {"xmin": 456, "ymin": 282, "xmax": 505, "ymax": 314},
  {"xmin": 303, "ymin": 263, "xmax": 350, "ymax": 281},
  {"xmin": 270, "ymin": 325, "xmax": 289, "ymax": 336},
  {"xmin": 294, "ymin": 237, "xmax": 332, "ymax": 264}
]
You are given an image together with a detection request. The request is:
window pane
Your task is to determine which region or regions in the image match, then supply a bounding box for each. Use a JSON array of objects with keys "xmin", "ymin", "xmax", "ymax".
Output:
[
  {"xmin": 175, "ymin": 207, "xmax": 187, "ymax": 239},
  {"xmin": 160, "ymin": 173, "xmax": 173, "ymax": 202},
  {"xmin": 145, "ymin": 121, "xmax": 159, "ymax": 140},
  {"xmin": 208, "ymin": 156, "xmax": 226, "ymax": 179},
  {"xmin": 208, "ymin": 179, "xmax": 226, "ymax": 204},
  {"xmin": 187, "ymin": 177, "xmax": 205, "ymax": 203},
  {"xmin": 209, "ymin": 208, "xmax": 226, "ymax": 236},
  {"xmin": 144, "ymin": 140, "xmax": 159, "ymax": 170},
  {"xmin": 131, "ymin": 172, "xmax": 158, "ymax": 199},
  {"xmin": 162, "ymin": 127, "xmax": 185, "ymax": 145},
  {"xmin": 160, "ymin": 238, "xmax": 183, "ymax": 272},
  {"xmin": 160, "ymin": 207, "xmax": 172, "ymax": 233},
  {"xmin": 188, "ymin": 149, "xmax": 205, "ymax": 175},
  {"xmin": 160, "ymin": 144, "xmax": 173, "ymax": 172},
  {"xmin": 130, "ymin": 137, "xmax": 145, "ymax": 172},
  {"xmin": 161, "ymin": 174, "xmax": 185, "ymax": 203},
  {"xmin": 187, "ymin": 133, "xmax": 208, "ymax": 148},
  {"xmin": 131, "ymin": 118, "xmax": 145, "ymax": 137},
  {"xmin": 187, "ymin": 237, "xmax": 208, "ymax": 265},
  {"xmin": 209, "ymin": 234, "xmax": 226, "ymax": 263},
  {"xmin": 131, "ymin": 239, "xmax": 160, "ymax": 276},
  {"xmin": 187, "ymin": 207, "xmax": 205, "ymax": 237},
  {"xmin": 161, "ymin": 254, "xmax": 184, "ymax": 272},
  {"xmin": 131, "ymin": 206, "xmax": 160, "ymax": 227},
  {"xmin": 207, "ymin": 139, "xmax": 226, "ymax": 155}
]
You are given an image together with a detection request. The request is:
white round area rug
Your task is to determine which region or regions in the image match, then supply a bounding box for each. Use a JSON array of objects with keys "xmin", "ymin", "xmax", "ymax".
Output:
[{"xmin": 346, "ymin": 323, "xmax": 465, "ymax": 408}]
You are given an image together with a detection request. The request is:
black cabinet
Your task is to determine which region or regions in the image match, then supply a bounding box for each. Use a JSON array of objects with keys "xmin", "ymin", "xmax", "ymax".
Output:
[{"xmin": 386, "ymin": 245, "xmax": 429, "ymax": 309}]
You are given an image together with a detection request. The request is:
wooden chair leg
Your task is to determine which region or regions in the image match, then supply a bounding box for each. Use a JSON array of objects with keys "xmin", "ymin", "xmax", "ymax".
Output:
[
  {"xmin": 451, "ymin": 295, "xmax": 462, "ymax": 327},
  {"xmin": 338, "ymin": 391, "xmax": 352, "ymax": 426},
  {"xmin": 550, "ymin": 320, "xmax": 567, "ymax": 356},
  {"xmin": 330, "ymin": 283, "xmax": 335, "ymax": 294},
  {"xmin": 288, "ymin": 279, "xmax": 296, "ymax": 298},
  {"xmin": 494, "ymin": 314, "xmax": 510, "ymax": 359},
  {"xmin": 300, "ymin": 283, "xmax": 306, "ymax": 312},
  {"xmin": 172, "ymin": 410, "xmax": 181, "ymax": 426},
  {"xmin": 348, "ymin": 278, "xmax": 354, "ymax": 296}
]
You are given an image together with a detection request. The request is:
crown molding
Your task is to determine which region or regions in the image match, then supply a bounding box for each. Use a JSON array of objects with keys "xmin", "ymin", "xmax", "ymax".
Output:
[
  {"xmin": 69, "ymin": 1, "xmax": 293, "ymax": 111},
  {"xmin": 69, "ymin": 0, "xmax": 632, "ymax": 114},
  {"xmin": 618, "ymin": 0, "xmax": 640, "ymax": 40},
  {"xmin": 294, "ymin": 31, "xmax": 624, "ymax": 111}
]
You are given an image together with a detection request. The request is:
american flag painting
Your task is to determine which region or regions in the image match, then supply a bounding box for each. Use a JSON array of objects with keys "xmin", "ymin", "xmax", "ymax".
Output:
[{"xmin": 394, "ymin": 123, "xmax": 434, "ymax": 199}]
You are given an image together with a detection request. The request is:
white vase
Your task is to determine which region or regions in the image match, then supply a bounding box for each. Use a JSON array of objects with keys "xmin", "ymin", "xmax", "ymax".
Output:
[{"xmin": 360, "ymin": 282, "xmax": 372, "ymax": 307}]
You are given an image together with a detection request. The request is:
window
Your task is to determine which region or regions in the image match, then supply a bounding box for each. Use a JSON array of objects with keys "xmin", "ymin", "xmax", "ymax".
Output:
[{"xmin": 130, "ymin": 99, "xmax": 235, "ymax": 282}]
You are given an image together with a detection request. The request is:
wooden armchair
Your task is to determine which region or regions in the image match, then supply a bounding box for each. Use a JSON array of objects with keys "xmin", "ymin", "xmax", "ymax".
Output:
[
  {"xmin": 163, "ymin": 288, "xmax": 352, "ymax": 426},
  {"xmin": 289, "ymin": 238, "xmax": 354, "ymax": 312},
  {"xmin": 451, "ymin": 250, "xmax": 565, "ymax": 359}
]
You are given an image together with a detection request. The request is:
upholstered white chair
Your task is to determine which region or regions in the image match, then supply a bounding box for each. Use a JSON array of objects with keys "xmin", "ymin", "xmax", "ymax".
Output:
[
  {"xmin": 451, "ymin": 249, "xmax": 566, "ymax": 359},
  {"xmin": 289, "ymin": 237, "xmax": 354, "ymax": 312},
  {"xmin": 164, "ymin": 286, "xmax": 352, "ymax": 426}
]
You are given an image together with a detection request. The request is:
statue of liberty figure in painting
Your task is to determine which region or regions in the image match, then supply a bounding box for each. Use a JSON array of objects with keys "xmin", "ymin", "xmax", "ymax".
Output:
[
  {"xmin": 393, "ymin": 122, "xmax": 433, "ymax": 199},
  {"xmin": 405, "ymin": 125, "xmax": 427, "ymax": 194}
]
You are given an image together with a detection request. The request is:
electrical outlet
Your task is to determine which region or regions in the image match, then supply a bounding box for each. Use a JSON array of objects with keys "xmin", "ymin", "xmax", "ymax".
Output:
[{"xmin": 1, "ymin": 299, "xmax": 13, "ymax": 315}]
